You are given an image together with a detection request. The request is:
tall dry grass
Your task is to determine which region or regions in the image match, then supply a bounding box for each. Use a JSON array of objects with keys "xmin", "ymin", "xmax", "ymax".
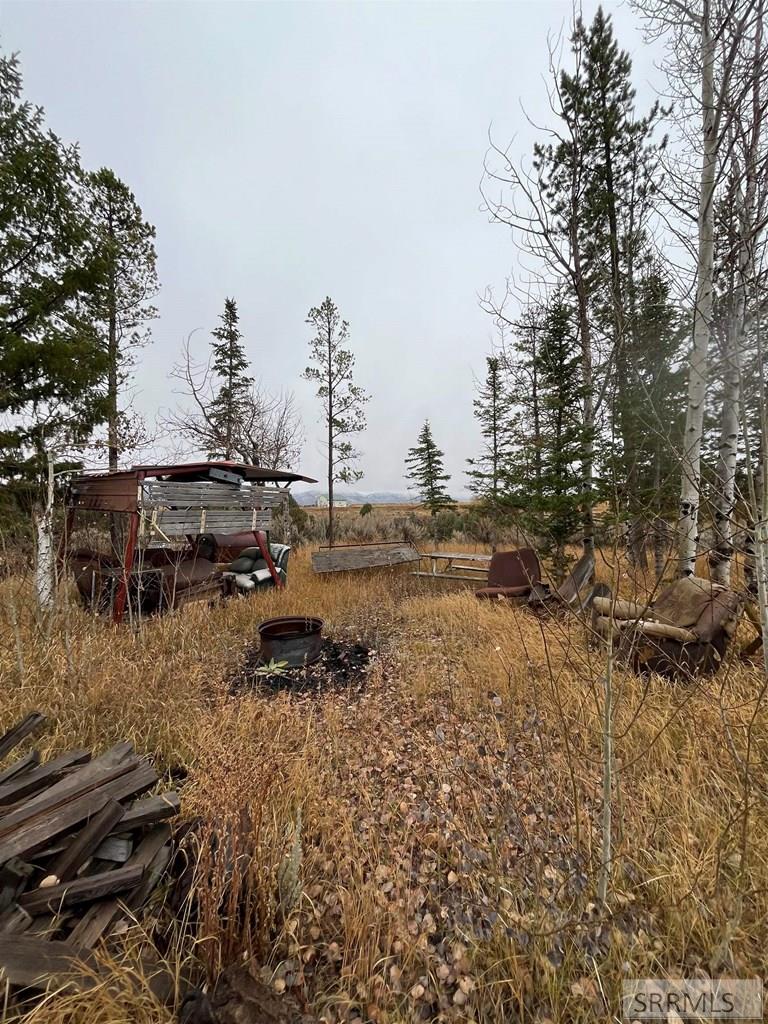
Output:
[{"xmin": 0, "ymin": 546, "xmax": 765, "ymax": 1022}]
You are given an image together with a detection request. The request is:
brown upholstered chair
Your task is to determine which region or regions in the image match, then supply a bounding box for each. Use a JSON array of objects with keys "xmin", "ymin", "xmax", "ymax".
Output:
[
  {"xmin": 593, "ymin": 576, "xmax": 743, "ymax": 677},
  {"xmin": 475, "ymin": 548, "xmax": 541, "ymax": 601}
]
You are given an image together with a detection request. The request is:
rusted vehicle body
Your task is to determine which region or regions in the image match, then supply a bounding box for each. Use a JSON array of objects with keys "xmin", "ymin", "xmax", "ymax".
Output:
[{"xmin": 63, "ymin": 461, "xmax": 315, "ymax": 624}]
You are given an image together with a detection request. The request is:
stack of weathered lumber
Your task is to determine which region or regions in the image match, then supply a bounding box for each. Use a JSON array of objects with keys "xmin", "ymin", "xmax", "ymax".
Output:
[{"xmin": 0, "ymin": 712, "xmax": 180, "ymax": 991}]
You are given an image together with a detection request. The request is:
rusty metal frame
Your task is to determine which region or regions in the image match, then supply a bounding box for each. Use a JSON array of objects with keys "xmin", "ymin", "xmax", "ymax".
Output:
[{"xmin": 64, "ymin": 461, "xmax": 314, "ymax": 622}]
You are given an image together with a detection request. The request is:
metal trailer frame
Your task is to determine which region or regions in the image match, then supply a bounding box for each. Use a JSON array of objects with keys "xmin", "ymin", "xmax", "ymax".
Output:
[{"xmin": 63, "ymin": 461, "xmax": 315, "ymax": 624}]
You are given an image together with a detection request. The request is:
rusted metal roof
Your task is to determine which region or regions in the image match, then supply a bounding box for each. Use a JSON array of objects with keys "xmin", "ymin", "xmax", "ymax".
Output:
[{"xmin": 66, "ymin": 461, "xmax": 316, "ymax": 513}]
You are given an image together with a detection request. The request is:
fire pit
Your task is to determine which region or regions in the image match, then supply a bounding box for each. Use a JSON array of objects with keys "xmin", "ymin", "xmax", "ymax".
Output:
[
  {"xmin": 258, "ymin": 616, "xmax": 324, "ymax": 668},
  {"xmin": 228, "ymin": 614, "xmax": 372, "ymax": 696}
]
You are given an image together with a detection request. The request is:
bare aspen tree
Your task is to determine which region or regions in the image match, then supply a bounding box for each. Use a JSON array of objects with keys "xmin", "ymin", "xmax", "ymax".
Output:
[
  {"xmin": 632, "ymin": 0, "xmax": 764, "ymax": 577},
  {"xmin": 34, "ymin": 451, "xmax": 56, "ymax": 615},
  {"xmin": 710, "ymin": 4, "xmax": 768, "ymax": 584},
  {"xmin": 166, "ymin": 333, "xmax": 303, "ymax": 471}
]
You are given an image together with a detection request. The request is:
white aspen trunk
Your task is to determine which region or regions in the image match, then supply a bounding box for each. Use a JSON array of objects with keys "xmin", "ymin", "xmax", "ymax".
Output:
[
  {"xmin": 737, "ymin": 0, "xmax": 765, "ymax": 597},
  {"xmin": 744, "ymin": 459, "xmax": 761, "ymax": 597},
  {"xmin": 710, "ymin": 317, "xmax": 743, "ymax": 585},
  {"xmin": 598, "ymin": 627, "xmax": 614, "ymax": 905},
  {"xmin": 755, "ymin": 511, "xmax": 768, "ymax": 679},
  {"xmin": 34, "ymin": 453, "xmax": 56, "ymax": 614},
  {"xmin": 679, "ymin": 1, "xmax": 716, "ymax": 578}
]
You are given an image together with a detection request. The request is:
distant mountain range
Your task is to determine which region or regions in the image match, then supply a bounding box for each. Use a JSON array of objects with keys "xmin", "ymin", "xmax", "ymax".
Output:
[
  {"xmin": 294, "ymin": 490, "xmax": 472, "ymax": 506},
  {"xmin": 293, "ymin": 490, "xmax": 412, "ymax": 507}
]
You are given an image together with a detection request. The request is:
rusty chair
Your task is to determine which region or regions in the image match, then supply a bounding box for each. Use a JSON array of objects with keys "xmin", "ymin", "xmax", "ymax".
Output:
[
  {"xmin": 592, "ymin": 575, "xmax": 743, "ymax": 678},
  {"xmin": 475, "ymin": 548, "xmax": 541, "ymax": 601},
  {"xmin": 528, "ymin": 550, "xmax": 595, "ymax": 612}
]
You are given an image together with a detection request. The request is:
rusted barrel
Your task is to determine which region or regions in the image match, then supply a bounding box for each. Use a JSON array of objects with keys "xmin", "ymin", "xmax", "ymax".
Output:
[{"xmin": 258, "ymin": 616, "xmax": 324, "ymax": 668}]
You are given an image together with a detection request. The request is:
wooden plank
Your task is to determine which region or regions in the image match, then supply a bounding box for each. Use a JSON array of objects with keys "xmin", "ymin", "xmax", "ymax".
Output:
[
  {"xmin": 111, "ymin": 792, "xmax": 180, "ymax": 833},
  {"xmin": 47, "ymin": 799, "xmax": 125, "ymax": 883},
  {"xmin": 92, "ymin": 836, "xmax": 133, "ymax": 863},
  {"xmin": 25, "ymin": 911, "xmax": 68, "ymax": 938},
  {"xmin": 129, "ymin": 842, "xmax": 170, "ymax": 911},
  {"xmin": 0, "ymin": 750, "xmax": 40, "ymax": 787},
  {"xmin": 0, "ymin": 858, "xmax": 34, "ymax": 912},
  {"xmin": 0, "ymin": 936, "xmax": 99, "ymax": 991},
  {"xmin": 0, "ymin": 742, "xmax": 135, "ymax": 838},
  {"xmin": 69, "ymin": 825, "xmax": 171, "ymax": 950},
  {"xmin": 0, "ymin": 904, "xmax": 32, "ymax": 934},
  {"xmin": 410, "ymin": 571, "xmax": 483, "ymax": 582},
  {"xmin": 153, "ymin": 509, "xmax": 272, "ymax": 536},
  {"xmin": 19, "ymin": 864, "xmax": 144, "ymax": 916},
  {"xmin": 142, "ymin": 482, "xmax": 284, "ymax": 509},
  {"xmin": 0, "ymin": 714, "xmax": 47, "ymax": 761},
  {"xmin": 0, "ymin": 749, "xmax": 92, "ymax": 807},
  {"xmin": 0, "ymin": 762, "xmax": 157, "ymax": 863},
  {"xmin": 312, "ymin": 543, "xmax": 419, "ymax": 573},
  {"xmin": 421, "ymin": 551, "xmax": 492, "ymax": 562}
]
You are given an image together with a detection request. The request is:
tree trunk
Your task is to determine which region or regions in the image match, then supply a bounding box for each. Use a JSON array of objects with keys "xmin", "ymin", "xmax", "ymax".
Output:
[
  {"xmin": 574, "ymin": 271, "xmax": 595, "ymax": 555},
  {"xmin": 744, "ymin": 456, "xmax": 761, "ymax": 597},
  {"xmin": 327, "ymin": 329, "xmax": 335, "ymax": 548},
  {"xmin": 598, "ymin": 630, "xmax": 614, "ymax": 905},
  {"xmin": 107, "ymin": 291, "xmax": 118, "ymax": 472},
  {"xmin": 107, "ymin": 201, "xmax": 119, "ymax": 474},
  {"xmin": 531, "ymin": 328, "xmax": 543, "ymax": 494},
  {"xmin": 679, "ymin": 2, "xmax": 716, "ymax": 578},
  {"xmin": 601, "ymin": 89, "xmax": 636, "ymax": 518},
  {"xmin": 34, "ymin": 452, "xmax": 56, "ymax": 615},
  {"xmin": 710, "ymin": 317, "xmax": 742, "ymax": 585},
  {"xmin": 628, "ymin": 517, "xmax": 649, "ymax": 571},
  {"xmin": 652, "ymin": 452, "xmax": 669, "ymax": 579}
]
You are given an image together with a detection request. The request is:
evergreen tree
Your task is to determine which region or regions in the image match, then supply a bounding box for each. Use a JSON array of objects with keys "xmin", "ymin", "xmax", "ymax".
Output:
[
  {"xmin": 571, "ymin": 7, "xmax": 666, "ymax": 515},
  {"xmin": 498, "ymin": 306, "xmax": 548, "ymax": 510},
  {"xmin": 501, "ymin": 300, "xmax": 586, "ymax": 576},
  {"xmin": 466, "ymin": 356, "xmax": 515, "ymax": 506},
  {"xmin": 405, "ymin": 420, "xmax": 455, "ymax": 537},
  {"xmin": 302, "ymin": 297, "xmax": 369, "ymax": 546},
  {"xmin": 0, "ymin": 50, "xmax": 107, "ymax": 499},
  {"xmin": 531, "ymin": 7, "xmax": 665, "ymax": 534},
  {"xmin": 624, "ymin": 263, "xmax": 686, "ymax": 510},
  {"xmin": 533, "ymin": 300, "xmax": 586, "ymax": 577},
  {"xmin": 208, "ymin": 298, "xmax": 252, "ymax": 460},
  {"xmin": 85, "ymin": 168, "xmax": 158, "ymax": 471}
]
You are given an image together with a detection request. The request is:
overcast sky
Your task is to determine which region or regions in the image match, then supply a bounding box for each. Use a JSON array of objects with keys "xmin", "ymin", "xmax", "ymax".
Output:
[{"xmin": 2, "ymin": 0, "xmax": 664, "ymax": 494}]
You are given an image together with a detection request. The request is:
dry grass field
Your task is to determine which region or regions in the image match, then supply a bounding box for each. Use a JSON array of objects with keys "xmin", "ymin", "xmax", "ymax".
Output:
[{"xmin": 0, "ymin": 546, "xmax": 766, "ymax": 1022}]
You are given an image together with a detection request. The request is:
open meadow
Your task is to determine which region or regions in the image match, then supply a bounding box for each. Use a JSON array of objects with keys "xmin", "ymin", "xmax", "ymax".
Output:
[{"xmin": 0, "ymin": 547, "xmax": 765, "ymax": 1023}]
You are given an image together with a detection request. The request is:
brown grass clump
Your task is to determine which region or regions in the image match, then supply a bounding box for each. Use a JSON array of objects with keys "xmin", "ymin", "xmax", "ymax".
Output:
[{"xmin": 0, "ymin": 546, "xmax": 765, "ymax": 1022}]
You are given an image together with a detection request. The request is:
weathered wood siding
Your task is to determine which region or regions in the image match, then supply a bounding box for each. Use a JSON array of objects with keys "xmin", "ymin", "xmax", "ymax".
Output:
[{"xmin": 311, "ymin": 543, "xmax": 420, "ymax": 573}]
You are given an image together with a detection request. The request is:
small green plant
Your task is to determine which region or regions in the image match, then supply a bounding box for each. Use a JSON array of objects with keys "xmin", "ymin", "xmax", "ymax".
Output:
[{"xmin": 254, "ymin": 658, "xmax": 290, "ymax": 677}]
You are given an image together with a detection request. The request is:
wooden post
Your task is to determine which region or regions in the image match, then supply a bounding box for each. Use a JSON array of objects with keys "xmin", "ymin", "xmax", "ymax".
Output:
[{"xmin": 113, "ymin": 511, "xmax": 139, "ymax": 625}]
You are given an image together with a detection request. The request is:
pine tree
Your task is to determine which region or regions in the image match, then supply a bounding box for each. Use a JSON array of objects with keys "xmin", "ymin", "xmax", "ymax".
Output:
[
  {"xmin": 0, "ymin": 50, "xmax": 108, "ymax": 499},
  {"xmin": 498, "ymin": 306, "xmax": 548, "ymax": 510},
  {"xmin": 208, "ymin": 298, "xmax": 252, "ymax": 460},
  {"xmin": 85, "ymin": 168, "xmax": 158, "ymax": 471},
  {"xmin": 466, "ymin": 356, "xmax": 515, "ymax": 507},
  {"xmin": 572, "ymin": 8, "xmax": 666, "ymax": 520},
  {"xmin": 302, "ymin": 297, "xmax": 369, "ymax": 546},
  {"xmin": 533, "ymin": 300, "xmax": 586, "ymax": 577},
  {"xmin": 405, "ymin": 420, "xmax": 455, "ymax": 538},
  {"xmin": 528, "ymin": 8, "xmax": 665, "ymax": 544}
]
